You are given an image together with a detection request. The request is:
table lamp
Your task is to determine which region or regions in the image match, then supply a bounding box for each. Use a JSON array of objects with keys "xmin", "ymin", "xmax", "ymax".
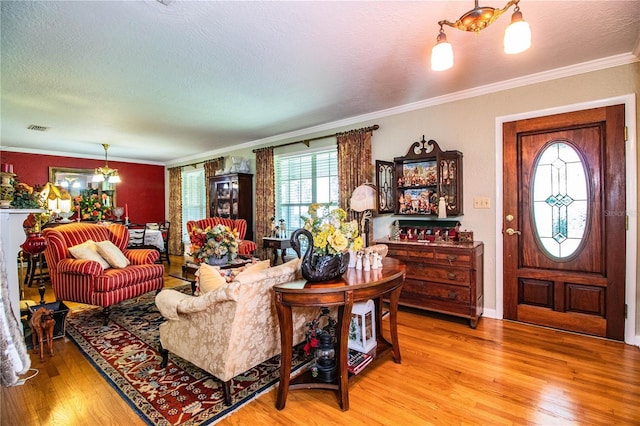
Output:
[{"xmin": 350, "ymin": 183, "xmax": 377, "ymax": 247}]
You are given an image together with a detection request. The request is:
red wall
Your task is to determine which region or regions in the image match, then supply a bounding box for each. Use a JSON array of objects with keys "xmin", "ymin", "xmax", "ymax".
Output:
[{"xmin": 1, "ymin": 151, "xmax": 165, "ymax": 224}]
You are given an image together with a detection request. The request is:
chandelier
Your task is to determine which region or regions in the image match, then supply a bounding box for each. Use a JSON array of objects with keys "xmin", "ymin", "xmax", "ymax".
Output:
[
  {"xmin": 431, "ymin": 0, "xmax": 531, "ymax": 71},
  {"xmin": 92, "ymin": 144, "xmax": 121, "ymax": 184}
]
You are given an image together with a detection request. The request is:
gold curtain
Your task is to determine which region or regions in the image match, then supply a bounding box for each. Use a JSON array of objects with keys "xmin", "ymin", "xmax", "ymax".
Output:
[
  {"xmin": 254, "ymin": 147, "xmax": 274, "ymax": 260},
  {"xmin": 204, "ymin": 157, "xmax": 224, "ymax": 216},
  {"xmin": 167, "ymin": 166, "xmax": 183, "ymax": 256},
  {"xmin": 337, "ymin": 129, "xmax": 373, "ymax": 245}
]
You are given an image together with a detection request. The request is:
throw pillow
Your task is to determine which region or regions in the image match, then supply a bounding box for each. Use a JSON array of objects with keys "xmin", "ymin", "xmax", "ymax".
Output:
[
  {"xmin": 95, "ymin": 240, "xmax": 130, "ymax": 269},
  {"xmin": 198, "ymin": 263, "xmax": 228, "ymax": 294},
  {"xmin": 234, "ymin": 259, "xmax": 271, "ymax": 284},
  {"xmin": 68, "ymin": 240, "xmax": 111, "ymax": 269}
]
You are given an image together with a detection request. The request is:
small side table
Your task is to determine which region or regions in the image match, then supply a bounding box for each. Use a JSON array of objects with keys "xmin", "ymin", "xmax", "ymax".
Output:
[
  {"xmin": 274, "ymin": 257, "xmax": 406, "ymax": 411},
  {"xmin": 262, "ymin": 237, "xmax": 292, "ymax": 266}
]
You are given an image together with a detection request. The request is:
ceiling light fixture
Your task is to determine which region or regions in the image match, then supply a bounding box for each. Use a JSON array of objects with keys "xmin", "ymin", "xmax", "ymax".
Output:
[
  {"xmin": 431, "ymin": 0, "xmax": 531, "ymax": 71},
  {"xmin": 92, "ymin": 144, "xmax": 121, "ymax": 184}
]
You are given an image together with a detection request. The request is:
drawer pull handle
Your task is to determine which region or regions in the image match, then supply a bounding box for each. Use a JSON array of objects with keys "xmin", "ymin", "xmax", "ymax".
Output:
[
  {"xmin": 447, "ymin": 255, "xmax": 458, "ymax": 261},
  {"xmin": 447, "ymin": 291, "xmax": 457, "ymax": 299},
  {"xmin": 447, "ymin": 272, "xmax": 457, "ymax": 280}
]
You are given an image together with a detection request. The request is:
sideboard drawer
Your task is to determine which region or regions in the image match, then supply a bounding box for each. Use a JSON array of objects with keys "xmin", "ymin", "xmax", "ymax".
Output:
[
  {"xmin": 406, "ymin": 263, "xmax": 470, "ymax": 286},
  {"xmin": 403, "ymin": 279, "xmax": 471, "ymax": 304},
  {"xmin": 432, "ymin": 250, "xmax": 472, "ymax": 267}
]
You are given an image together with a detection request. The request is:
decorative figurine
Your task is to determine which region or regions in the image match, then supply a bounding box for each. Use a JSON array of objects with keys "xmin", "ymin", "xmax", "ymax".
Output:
[
  {"xmin": 363, "ymin": 251, "xmax": 370, "ymax": 271},
  {"xmin": 438, "ymin": 196, "xmax": 447, "ymax": 219}
]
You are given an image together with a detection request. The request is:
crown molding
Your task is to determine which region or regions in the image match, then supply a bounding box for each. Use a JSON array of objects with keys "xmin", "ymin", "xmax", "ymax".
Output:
[
  {"xmin": 0, "ymin": 146, "xmax": 164, "ymax": 166},
  {"xmin": 168, "ymin": 52, "xmax": 638, "ymax": 167}
]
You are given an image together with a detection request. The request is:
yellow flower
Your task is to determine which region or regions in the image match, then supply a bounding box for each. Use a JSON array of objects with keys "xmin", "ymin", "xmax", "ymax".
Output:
[
  {"xmin": 351, "ymin": 235, "xmax": 363, "ymax": 252},
  {"xmin": 328, "ymin": 229, "xmax": 348, "ymax": 252}
]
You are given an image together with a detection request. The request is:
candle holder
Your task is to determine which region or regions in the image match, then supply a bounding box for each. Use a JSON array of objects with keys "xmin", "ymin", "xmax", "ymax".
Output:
[{"xmin": 113, "ymin": 206, "xmax": 124, "ymax": 221}]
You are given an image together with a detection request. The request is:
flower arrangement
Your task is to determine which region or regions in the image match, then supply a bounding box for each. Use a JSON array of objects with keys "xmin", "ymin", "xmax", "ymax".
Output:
[
  {"xmin": 74, "ymin": 191, "xmax": 111, "ymax": 221},
  {"xmin": 301, "ymin": 203, "xmax": 363, "ymax": 255},
  {"xmin": 189, "ymin": 224, "xmax": 240, "ymax": 264},
  {"xmin": 11, "ymin": 180, "xmax": 43, "ymax": 209}
]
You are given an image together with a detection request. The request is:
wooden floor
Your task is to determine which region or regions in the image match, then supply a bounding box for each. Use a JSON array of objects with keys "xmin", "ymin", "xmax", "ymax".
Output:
[{"xmin": 3, "ymin": 255, "xmax": 640, "ymax": 425}]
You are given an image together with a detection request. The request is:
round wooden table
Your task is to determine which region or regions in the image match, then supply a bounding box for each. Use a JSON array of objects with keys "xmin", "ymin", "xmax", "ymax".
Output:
[{"xmin": 274, "ymin": 257, "xmax": 406, "ymax": 411}]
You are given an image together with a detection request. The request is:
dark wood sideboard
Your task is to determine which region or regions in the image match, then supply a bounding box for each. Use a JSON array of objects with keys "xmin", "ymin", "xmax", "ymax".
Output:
[{"xmin": 376, "ymin": 239, "xmax": 484, "ymax": 328}]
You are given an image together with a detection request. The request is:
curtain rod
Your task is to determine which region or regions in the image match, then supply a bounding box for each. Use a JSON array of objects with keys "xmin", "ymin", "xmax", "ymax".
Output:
[
  {"xmin": 170, "ymin": 156, "xmax": 225, "ymax": 170},
  {"xmin": 252, "ymin": 124, "xmax": 379, "ymax": 153}
]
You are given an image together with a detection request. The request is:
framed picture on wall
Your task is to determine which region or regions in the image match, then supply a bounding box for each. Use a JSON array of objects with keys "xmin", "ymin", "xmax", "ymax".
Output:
[{"xmin": 49, "ymin": 167, "xmax": 116, "ymax": 205}]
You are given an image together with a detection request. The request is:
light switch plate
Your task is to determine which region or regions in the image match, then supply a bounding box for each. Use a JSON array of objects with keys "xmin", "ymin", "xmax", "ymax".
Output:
[{"xmin": 473, "ymin": 197, "xmax": 491, "ymax": 209}]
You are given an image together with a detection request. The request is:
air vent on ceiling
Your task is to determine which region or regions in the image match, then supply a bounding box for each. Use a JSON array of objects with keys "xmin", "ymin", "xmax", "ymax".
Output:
[{"xmin": 27, "ymin": 124, "xmax": 49, "ymax": 132}]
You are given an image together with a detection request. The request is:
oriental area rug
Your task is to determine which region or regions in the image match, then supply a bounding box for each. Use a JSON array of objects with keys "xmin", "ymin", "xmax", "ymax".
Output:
[{"xmin": 65, "ymin": 286, "xmax": 309, "ymax": 425}]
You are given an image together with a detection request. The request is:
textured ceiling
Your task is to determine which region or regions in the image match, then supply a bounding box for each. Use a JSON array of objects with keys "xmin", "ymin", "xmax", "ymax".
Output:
[{"xmin": 1, "ymin": 1, "xmax": 639, "ymax": 165}]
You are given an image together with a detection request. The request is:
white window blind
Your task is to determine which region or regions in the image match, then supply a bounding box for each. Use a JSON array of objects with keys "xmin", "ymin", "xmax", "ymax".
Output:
[
  {"xmin": 181, "ymin": 167, "xmax": 206, "ymax": 243},
  {"xmin": 275, "ymin": 148, "xmax": 338, "ymax": 232}
]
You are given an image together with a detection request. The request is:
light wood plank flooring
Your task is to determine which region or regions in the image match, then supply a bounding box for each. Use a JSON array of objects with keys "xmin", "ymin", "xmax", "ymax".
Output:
[{"xmin": 3, "ymin": 255, "xmax": 639, "ymax": 425}]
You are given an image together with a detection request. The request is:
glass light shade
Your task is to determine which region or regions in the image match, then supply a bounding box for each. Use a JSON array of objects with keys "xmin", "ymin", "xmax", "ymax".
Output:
[
  {"xmin": 92, "ymin": 173, "xmax": 105, "ymax": 183},
  {"xmin": 431, "ymin": 39, "xmax": 454, "ymax": 71},
  {"xmin": 47, "ymin": 198, "xmax": 59, "ymax": 212},
  {"xmin": 108, "ymin": 173, "xmax": 121, "ymax": 183},
  {"xmin": 504, "ymin": 11, "xmax": 531, "ymax": 54},
  {"xmin": 58, "ymin": 199, "xmax": 72, "ymax": 213}
]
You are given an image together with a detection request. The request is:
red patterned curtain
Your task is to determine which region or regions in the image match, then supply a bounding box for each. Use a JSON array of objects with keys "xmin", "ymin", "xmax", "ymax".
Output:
[
  {"xmin": 337, "ymin": 129, "xmax": 373, "ymax": 244},
  {"xmin": 254, "ymin": 147, "xmax": 275, "ymax": 260}
]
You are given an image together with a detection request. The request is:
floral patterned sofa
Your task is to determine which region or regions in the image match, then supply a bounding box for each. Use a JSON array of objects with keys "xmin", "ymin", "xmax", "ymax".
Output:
[
  {"xmin": 186, "ymin": 217, "xmax": 256, "ymax": 255},
  {"xmin": 155, "ymin": 258, "xmax": 320, "ymax": 405},
  {"xmin": 43, "ymin": 223, "xmax": 165, "ymax": 324}
]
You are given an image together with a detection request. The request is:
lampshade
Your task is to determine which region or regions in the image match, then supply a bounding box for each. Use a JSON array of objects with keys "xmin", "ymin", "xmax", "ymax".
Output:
[
  {"xmin": 503, "ymin": 10, "xmax": 531, "ymax": 54},
  {"xmin": 430, "ymin": 29, "xmax": 454, "ymax": 72},
  {"xmin": 350, "ymin": 183, "xmax": 377, "ymax": 212}
]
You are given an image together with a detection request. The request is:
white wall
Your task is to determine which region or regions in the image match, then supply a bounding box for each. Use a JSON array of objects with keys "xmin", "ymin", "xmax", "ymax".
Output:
[{"xmin": 203, "ymin": 62, "xmax": 640, "ymax": 342}]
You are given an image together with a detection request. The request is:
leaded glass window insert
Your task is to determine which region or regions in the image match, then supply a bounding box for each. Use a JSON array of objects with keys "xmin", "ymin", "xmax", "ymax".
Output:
[{"xmin": 532, "ymin": 141, "xmax": 588, "ymax": 259}]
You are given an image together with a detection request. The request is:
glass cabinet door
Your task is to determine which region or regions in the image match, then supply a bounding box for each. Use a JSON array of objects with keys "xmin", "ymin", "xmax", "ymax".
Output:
[
  {"xmin": 438, "ymin": 153, "xmax": 462, "ymax": 216},
  {"xmin": 213, "ymin": 180, "xmax": 232, "ymax": 217}
]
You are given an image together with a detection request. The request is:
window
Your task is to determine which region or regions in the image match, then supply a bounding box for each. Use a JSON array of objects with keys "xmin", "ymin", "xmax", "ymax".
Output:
[
  {"xmin": 275, "ymin": 148, "xmax": 339, "ymax": 232},
  {"xmin": 181, "ymin": 167, "xmax": 206, "ymax": 243}
]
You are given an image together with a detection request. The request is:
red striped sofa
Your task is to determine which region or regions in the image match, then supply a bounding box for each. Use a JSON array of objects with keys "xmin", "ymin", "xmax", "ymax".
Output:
[
  {"xmin": 186, "ymin": 217, "xmax": 256, "ymax": 255},
  {"xmin": 43, "ymin": 223, "xmax": 165, "ymax": 324}
]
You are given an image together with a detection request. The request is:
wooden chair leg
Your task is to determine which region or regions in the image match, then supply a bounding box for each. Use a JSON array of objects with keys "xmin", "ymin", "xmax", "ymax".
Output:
[
  {"xmin": 102, "ymin": 306, "xmax": 112, "ymax": 326},
  {"xmin": 159, "ymin": 343, "xmax": 169, "ymax": 368},
  {"xmin": 222, "ymin": 380, "xmax": 232, "ymax": 406}
]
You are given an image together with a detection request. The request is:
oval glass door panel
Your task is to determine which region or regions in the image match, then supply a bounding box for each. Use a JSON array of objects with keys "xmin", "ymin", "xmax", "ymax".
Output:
[{"xmin": 532, "ymin": 141, "xmax": 588, "ymax": 259}]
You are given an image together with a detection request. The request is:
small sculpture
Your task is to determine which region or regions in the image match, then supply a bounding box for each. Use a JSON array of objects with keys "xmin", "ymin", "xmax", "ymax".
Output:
[
  {"xmin": 30, "ymin": 307, "xmax": 55, "ymax": 362},
  {"xmin": 363, "ymin": 251, "xmax": 370, "ymax": 271},
  {"xmin": 270, "ymin": 216, "xmax": 277, "ymax": 237}
]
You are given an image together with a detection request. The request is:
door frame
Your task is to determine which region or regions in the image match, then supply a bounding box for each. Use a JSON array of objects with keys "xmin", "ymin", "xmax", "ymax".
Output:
[{"xmin": 495, "ymin": 94, "xmax": 637, "ymax": 346}]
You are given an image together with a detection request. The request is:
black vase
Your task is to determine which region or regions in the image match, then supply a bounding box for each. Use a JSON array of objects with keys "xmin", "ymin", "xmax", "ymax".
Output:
[{"xmin": 290, "ymin": 229, "xmax": 349, "ymax": 282}]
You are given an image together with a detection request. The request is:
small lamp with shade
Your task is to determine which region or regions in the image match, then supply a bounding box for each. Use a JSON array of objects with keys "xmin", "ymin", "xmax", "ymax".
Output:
[{"xmin": 349, "ymin": 183, "xmax": 377, "ymax": 247}]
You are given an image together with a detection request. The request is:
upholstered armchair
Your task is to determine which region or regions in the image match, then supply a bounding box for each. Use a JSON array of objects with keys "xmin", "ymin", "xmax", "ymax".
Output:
[
  {"xmin": 155, "ymin": 258, "xmax": 320, "ymax": 405},
  {"xmin": 186, "ymin": 217, "xmax": 257, "ymax": 255},
  {"xmin": 43, "ymin": 223, "xmax": 165, "ymax": 324}
]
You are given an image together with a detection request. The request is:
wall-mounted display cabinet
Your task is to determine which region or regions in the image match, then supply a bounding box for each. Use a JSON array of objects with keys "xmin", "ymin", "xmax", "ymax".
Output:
[
  {"xmin": 208, "ymin": 173, "xmax": 253, "ymax": 240},
  {"xmin": 383, "ymin": 136, "xmax": 463, "ymax": 217}
]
